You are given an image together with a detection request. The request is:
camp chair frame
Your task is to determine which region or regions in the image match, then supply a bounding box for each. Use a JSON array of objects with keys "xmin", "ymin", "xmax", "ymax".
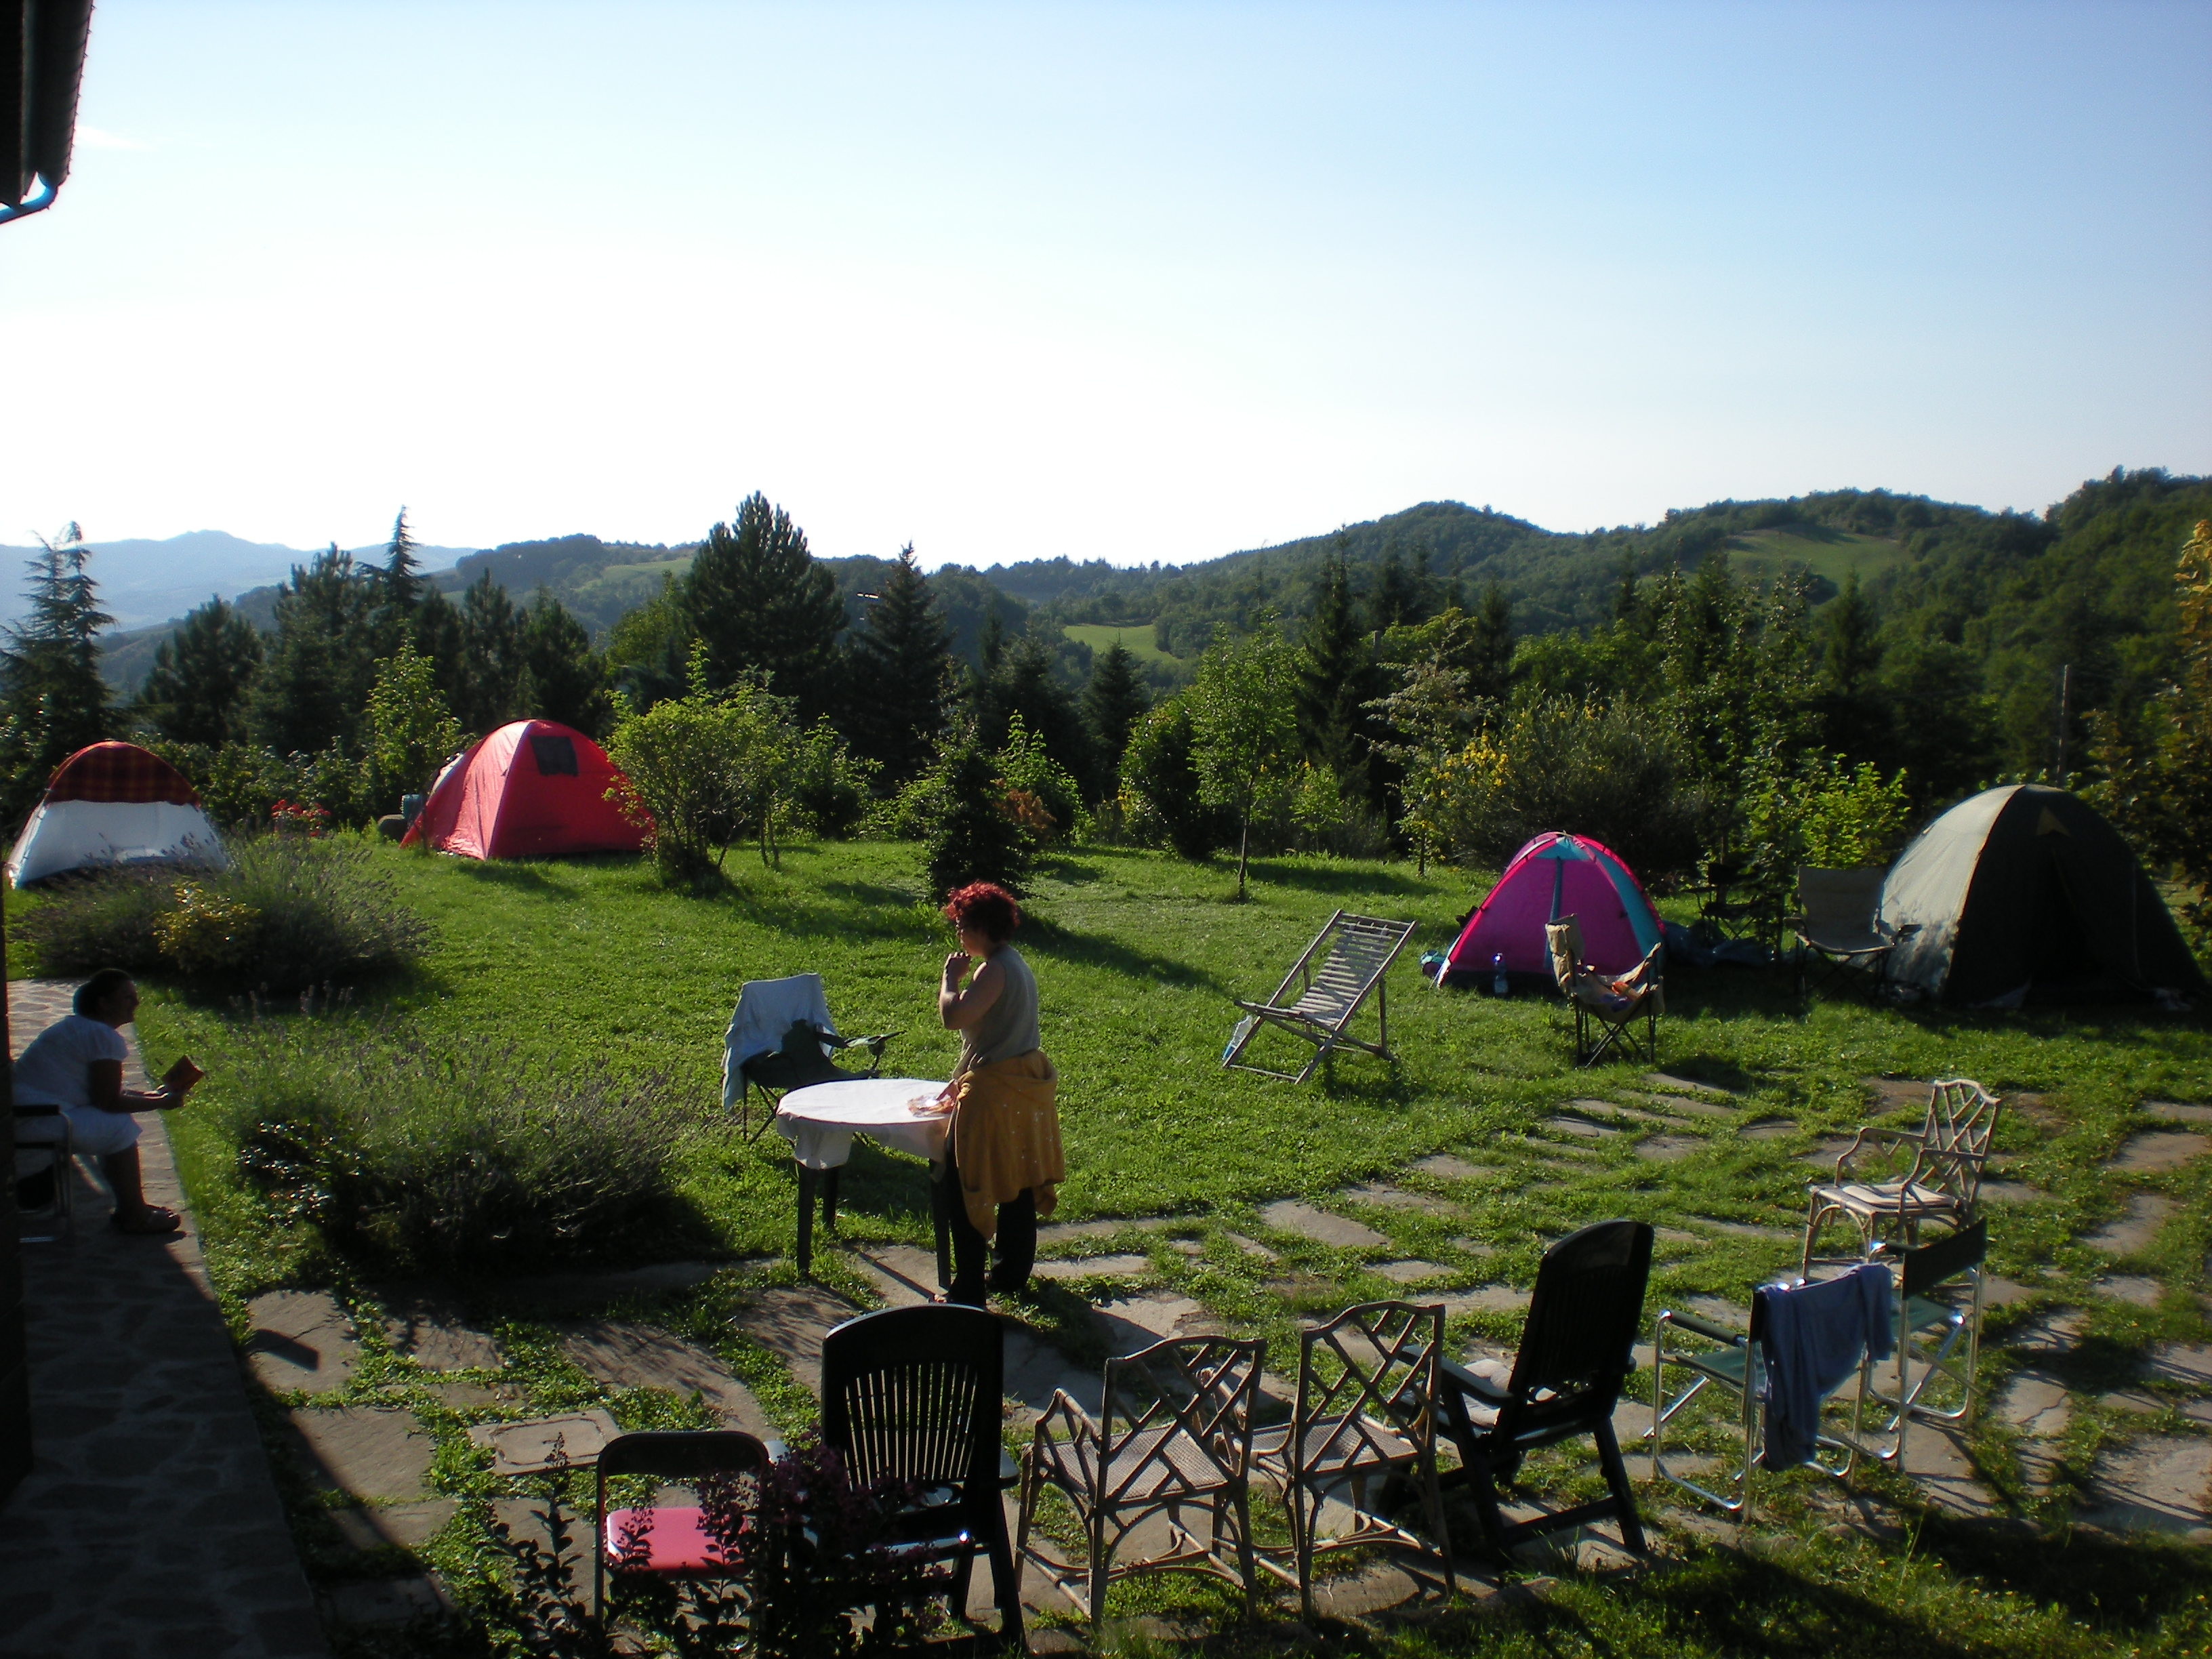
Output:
[
  {"xmin": 1223, "ymin": 911, "xmax": 1417, "ymax": 1083},
  {"xmin": 13, "ymin": 1102, "xmax": 73, "ymax": 1243},
  {"xmin": 1793, "ymin": 867, "xmax": 1919, "ymax": 1002},
  {"xmin": 593, "ymin": 1428, "xmax": 775, "ymax": 1616},
  {"xmin": 736, "ymin": 1019, "xmax": 899, "ymax": 1143},
  {"xmin": 1651, "ymin": 1279, "xmax": 1883, "ymax": 1521},
  {"xmin": 1545, "ymin": 916, "xmax": 1662, "ymax": 1068},
  {"xmin": 1803, "ymin": 1080, "xmax": 2001, "ymax": 1273},
  {"xmin": 1252, "ymin": 1300, "xmax": 1454, "ymax": 1620},
  {"xmin": 1017, "ymin": 1335, "xmax": 1267, "ymax": 1634},
  {"xmin": 1857, "ymin": 1220, "xmax": 1987, "ymax": 1471},
  {"xmin": 1439, "ymin": 1220, "xmax": 1651, "ymax": 1557}
]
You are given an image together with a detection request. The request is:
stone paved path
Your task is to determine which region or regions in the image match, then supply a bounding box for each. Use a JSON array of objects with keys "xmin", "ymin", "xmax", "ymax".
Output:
[{"xmin": 0, "ymin": 979, "xmax": 327, "ymax": 1658}]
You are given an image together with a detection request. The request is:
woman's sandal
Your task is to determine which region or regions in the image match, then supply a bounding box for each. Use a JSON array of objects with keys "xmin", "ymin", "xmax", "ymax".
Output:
[{"xmin": 112, "ymin": 1205, "xmax": 182, "ymax": 1236}]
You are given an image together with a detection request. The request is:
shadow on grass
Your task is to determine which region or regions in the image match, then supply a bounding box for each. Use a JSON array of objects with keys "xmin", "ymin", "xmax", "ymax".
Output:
[
  {"xmin": 1240, "ymin": 859, "xmax": 1437, "ymax": 901},
  {"xmin": 1910, "ymin": 1510, "xmax": 2212, "ymax": 1637},
  {"xmin": 443, "ymin": 859, "xmax": 574, "ymax": 895}
]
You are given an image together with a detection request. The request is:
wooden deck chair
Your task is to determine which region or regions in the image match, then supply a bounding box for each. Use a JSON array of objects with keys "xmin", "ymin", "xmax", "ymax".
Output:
[
  {"xmin": 1803, "ymin": 1079, "xmax": 2000, "ymax": 1272},
  {"xmin": 1223, "ymin": 911, "xmax": 1417, "ymax": 1082},
  {"xmin": 1544, "ymin": 916, "xmax": 1662, "ymax": 1067},
  {"xmin": 1793, "ymin": 867, "xmax": 1917, "ymax": 1000}
]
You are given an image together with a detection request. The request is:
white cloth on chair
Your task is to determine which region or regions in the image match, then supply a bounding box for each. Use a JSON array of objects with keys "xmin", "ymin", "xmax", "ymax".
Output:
[{"xmin": 723, "ymin": 974, "xmax": 836, "ymax": 1113}]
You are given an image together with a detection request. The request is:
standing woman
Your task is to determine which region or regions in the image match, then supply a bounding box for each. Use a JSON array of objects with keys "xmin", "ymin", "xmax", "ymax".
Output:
[{"xmin": 937, "ymin": 881, "xmax": 1063, "ymax": 1306}]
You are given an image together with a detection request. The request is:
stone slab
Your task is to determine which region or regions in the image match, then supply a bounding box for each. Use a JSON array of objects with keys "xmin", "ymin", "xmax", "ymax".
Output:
[
  {"xmin": 2096, "ymin": 1275, "xmax": 2166, "ymax": 1309},
  {"xmin": 1033, "ymin": 1216, "xmax": 1179, "ymax": 1244},
  {"xmin": 726, "ymin": 1284, "xmax": 859, "ymax": 1395},
  {"xmin": 1799, "ymin": 1136, "xmax": 1860, "ymax": 1170},
  {"xmin": 1739, "ymin": 1118, "xmax": 1797, "ymax": 1141},
  {"xmin": 2105, "ymin": 1130, "xmax": 2211, "ymax": 1173},
  {"xmin": 0, "ymin": 994, "xmax": 329, "ymax": 1659},
  {"xmin": 1978, "ymin": 1180, "xmax": 2043, "ymax": 1205},
  {"xmin": 382, "ymin": 1300, "xmax": 504, "ymax": 1372},
  {"xmin": 1900, "ymin": 1425, "xmax": 1998, "ymax": 1517},
  {"xmin": 1541, "ymin": 1115, "xmax": 1618, "ymax": 1139},
  {"xmin": 329, "ymin": 1499, "xmax": 459, "ymax": 1553},
  {"xmin": 2085, "ymin": 1437, "xmax": 2212, "ymax": 1536},
  {"xmin": 1567, "ymin": 1099, "xmax": 1684, "ymax": 1126},
  {"xmin": 1690, "ymin": 1216, "xmax": 1797, "ymax": 1242},
  {"xmin": 1410, "ymin": 1153, "xmax": 1489, "ymax": 1181},
  {"xmin": 558, "ymin": 1320, "xmax": 773, "ymax": 1437},
  {"xmin": 1999, "ymin": 1372, "xmax": 2070, "ymax": 1438},
  {"xmin": 1224, "ymin": 1233, "xmax": 1278, "ymax": 1262},
  {"xmin": 487, "ymin": 1259, "xmax": 749, "ymax": 1313},
  {"xmin": 851, "ymin": 1243, "xmax": 941, "ymax": 1308},
  {"xmin": 1637, "ymin": 1134, "xmax": 1702, "ymax": 1163},
  {"xmin": 287, "ymin": 1405, "xmax": 436, "ymax": 1501},
  {"xmin": 1437, "ymin": 1285, "xmax": 1532, "ymax": 1316},
  {"xmin": 322, "ymin": 1576, "xmax": 452, "ymax": 1626},
  {"xmin": 468, "ymin": 1410, "xmax": 622, "ymax": 1475},
  {"xmin": 1033, "ymin": 1253, "xmax": 1152, "ymax": 1281},
  {"xmin": 2146, "ymin": 1101, "xmax": 2212, "ymax": 1124},
  {"xmin": 1257, "ymin": 1199, "xmax": 1386, "ymax": 1249},
  {"xmin": 244, "ymin": 1289, "xmax": 361, "ymax": 1395},
  {"xmin": 2147, "ymin": 1343, "xmax": 2212, "ymax": 1389},
  {"xmin": 1372, "ymin": 1260, "xmax": 1450, "ymax": 1284},
  {"xmin": 1094, "ymin": 1292, "xmax": 1224, "ymax": 1352},
  {"xmin": 2087, "ymin": 1194, "xmax": 2177, "ymax": 1257},
  {"xmin": 1645, "ymin": 1072, "xmax": 1738, "ymax": 1098},
  {"xmin": 1629, "ymin": 1091, "xmax": 1737, "ymax": 1120},
  {"xmin": 1343, "ymin": 1181, "xmax": 1455, "ymax": 1211}
]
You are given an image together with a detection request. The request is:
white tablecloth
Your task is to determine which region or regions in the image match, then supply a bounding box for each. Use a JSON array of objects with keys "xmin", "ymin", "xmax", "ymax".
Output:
[{"xmin": 774, "ymin": 1077, "xmax": 952, "ymax": 1171}]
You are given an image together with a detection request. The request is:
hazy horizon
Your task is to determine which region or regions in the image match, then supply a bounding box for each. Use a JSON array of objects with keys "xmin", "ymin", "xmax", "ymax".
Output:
[{"xmin": 3, "ymin": 2, "xmax": 2206, "ymax": 566}]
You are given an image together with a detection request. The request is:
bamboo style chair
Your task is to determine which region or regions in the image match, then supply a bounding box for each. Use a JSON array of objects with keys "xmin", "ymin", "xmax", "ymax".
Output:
[
  {"xmin": 1792, "ymin": 867, "xmax": 1917, "ymax": 1001},
  {"xmin": 593, "ymin": 1429, "xmax": 773, "ymax": 1615},
  {"xmin": 1252, "ymin": 1301, "xmax": 1454, "ymax": 1620},
  {"xmin": 1017, "ymin": 1336, "xmax": 1267, "ymax": 1635},
  {"xmin": 1223, "ymin": 911, "xmax": 1418, "ymax": 1083},
  {"xmin": 1544, "ymin": 916, "xmax": 1664, "ymax": 1068},
  {"xmin": 1437, "ymin": 1220, "xmax": 1651, "ymax": 1556},
  {"xmin": 1803, "ymin": 1079, "xmax": 2001, "ymax": 1273}
]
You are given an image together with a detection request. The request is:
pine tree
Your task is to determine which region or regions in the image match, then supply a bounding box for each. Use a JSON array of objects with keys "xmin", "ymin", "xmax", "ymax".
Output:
[
  {"xmin": 249, "ymin": 546, "xmax": 380, "ymax": 755},
  {"xmin": 459, "ymin": 571, "xmax": 526, "ymax": 731},
  {"xmin": 683, "ymin": 493, "xmax": 844, "ymax": 714},
  {"xmin": 518, "ymin": 590, "xmax": 613, "ymax": 737},
  {"xmin": 981, "ymin": 636, "xmax": 1090, "ymax": 785},
  {"xmin": 1080, "ymin": 641, "xmax": 1149, "ymax": 799},
  {"xmin": 382, "ymin": 507, "xmax": 424, "ymax": 610},
  {"xmin": 1468, "ymin": 581, "xmax": 1515, "ymax": 706},
  {"xmin": 140, "ymin": 596, "xmax": 263, "ymax": 745},
  {"xmin": 846, "ymin": 544, "xmax": 951, "ymax": 785},
  {"xmin": 0, "ymin": 525, "xmax": 116, "ymax": 819},
  {"xmin": 923, "ymin": 729, "xmax": 1032, "ymax": 900},
  {"xmin": 1295, "ymin": 548, "xmax": 1379, "ymax": 796},
  {"xmin": 1372, "ymin": 541, "xmax": 1423, "ymax": 629},
  {"xmin": 1815, "ymin": 569, "xmax": 1886, "ymax": 762}
]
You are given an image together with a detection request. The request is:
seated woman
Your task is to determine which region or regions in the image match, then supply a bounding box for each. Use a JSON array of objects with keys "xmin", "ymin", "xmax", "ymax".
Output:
[
  {"xmin": 14, "ymin": 968, "xmax": 202, "ymax": 1235},
  {"xmin": 937, "ymin": 882, "xmax": 1063, "ymax": 1306}
]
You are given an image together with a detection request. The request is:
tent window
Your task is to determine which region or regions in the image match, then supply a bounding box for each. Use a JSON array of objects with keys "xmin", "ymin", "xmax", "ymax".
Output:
[{"xmin": 529, "ymin": 735, "xmax": 579, "ymax": 777}]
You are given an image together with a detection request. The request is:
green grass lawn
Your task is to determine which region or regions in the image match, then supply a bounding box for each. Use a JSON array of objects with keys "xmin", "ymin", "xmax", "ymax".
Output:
[
  {"xmin": 34, "ymin": 834, "xmax": 2212, "ymax": 1656},
  {"xmin": 1061, "ymin": 622, "xmax": 1183, "ymax": 665}
]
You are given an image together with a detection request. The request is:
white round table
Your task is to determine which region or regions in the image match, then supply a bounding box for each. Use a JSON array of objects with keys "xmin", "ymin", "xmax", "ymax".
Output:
[{"xmin": 773, "ymin": 1076, "xmax": 953, "ymax": 1279}]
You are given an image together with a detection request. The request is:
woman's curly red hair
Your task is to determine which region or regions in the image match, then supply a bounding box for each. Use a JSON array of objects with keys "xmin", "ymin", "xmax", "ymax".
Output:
[{"xmin": 943, "ymin": 881, "xmax": 1022, "ymax": 944}]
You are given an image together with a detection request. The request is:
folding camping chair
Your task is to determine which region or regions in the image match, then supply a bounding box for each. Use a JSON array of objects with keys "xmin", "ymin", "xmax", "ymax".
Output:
[
  {"xmin": 1223, "ymin": 911, "xmax": 1417, "ymax": 1083},
  {"xmin": 1544, "ymin": 916, "xmax": 1663, "ymax": 1067},
  {"xmin": 1858, "ymin": 1220, "xmax": 1988, "ymax": 1471},
  {"xmin": 1793, "ymin": 867, "xmax": 1917, "ymax": 1000},
  {"xmin": 722, "ymin": 973, "xmax": 898, "ymax": 1142},
  {"xmin": 1803, "ymin": 1079, "xmax": 2001, "ymax": 1273}
]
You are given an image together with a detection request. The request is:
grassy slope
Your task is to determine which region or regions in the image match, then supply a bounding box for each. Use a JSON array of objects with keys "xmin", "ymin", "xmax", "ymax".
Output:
[
  {"xmin": 1060, "ymin": 621, "xmax": 1183, "ymax": 665},
  {"xmin": 1726, "ymin": 529, "xmax": 1904, "ymax": 594},
  {"xmin": 72, "ymin": 838, "xmax": 2212, "ymax": 1654}
]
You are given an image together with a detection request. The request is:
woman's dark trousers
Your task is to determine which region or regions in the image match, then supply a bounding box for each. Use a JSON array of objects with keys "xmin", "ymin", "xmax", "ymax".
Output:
[{"xmin": 941, "ymin": 1141, "xmax": 1037, "ymax": 1304}]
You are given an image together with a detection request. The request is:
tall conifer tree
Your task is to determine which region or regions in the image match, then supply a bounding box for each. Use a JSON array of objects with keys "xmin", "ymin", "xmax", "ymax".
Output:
[
  {"xmin": 846, "ymin": 544, "xmax": 951, "ymax": 785},
  {"xmin": 1081, "ymin": 641, "xmax": 1149, "ymax": 800},
  {"xmin": 0, "ymin": 525, "xmax": 115, "ymax": 817},
  {"xmin": 683, "ymin": 493, "xmax": 844, "ymax": 714},
  {"xmin": 249, "ymin": 546, "xmax": 380, "ymax": 754},
  {"xmin": 1295, "ymin": 546, "xmax": 1380, "ymax": 796},
  {"xmin": 140, "ymin": 596, "xmax": 263, "ymax": 745}
]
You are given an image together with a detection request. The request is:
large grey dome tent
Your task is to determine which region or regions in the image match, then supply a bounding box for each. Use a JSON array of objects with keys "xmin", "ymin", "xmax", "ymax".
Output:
[{"xmin": 1879, "ymin": 785, "xmax": 2205, "ymax": 1006}]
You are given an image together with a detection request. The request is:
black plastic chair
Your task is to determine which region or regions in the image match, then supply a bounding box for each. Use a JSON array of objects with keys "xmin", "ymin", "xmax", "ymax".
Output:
[
  {"xmin": 819, "ymin": 1304, "xmax": 1024, "ymax": 1649},
  {"xmin": 1435, "ymin": 1219, "xmax": 1653, "ymax": 1557},
  {"xmin": 593, "ymin": 1428, "xmax": 774, "ymax": 1615}
]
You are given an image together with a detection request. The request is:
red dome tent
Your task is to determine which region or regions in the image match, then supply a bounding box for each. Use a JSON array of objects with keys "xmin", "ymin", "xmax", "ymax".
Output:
[{"xmin": 401, "ymin": 720, "xmax": 646, "ymax": 860}]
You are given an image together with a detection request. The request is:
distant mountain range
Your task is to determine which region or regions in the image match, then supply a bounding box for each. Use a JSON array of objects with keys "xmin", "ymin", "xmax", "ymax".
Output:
[{"xmin": 0, "ymin": 529, "xmax": 478, "ymax": 632}]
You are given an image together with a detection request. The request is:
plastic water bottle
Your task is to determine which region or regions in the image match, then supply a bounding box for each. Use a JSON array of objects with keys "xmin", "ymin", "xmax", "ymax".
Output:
[{"xmin": 1492, "ymin": 954, "xmax": 1509, "ymax": 998}]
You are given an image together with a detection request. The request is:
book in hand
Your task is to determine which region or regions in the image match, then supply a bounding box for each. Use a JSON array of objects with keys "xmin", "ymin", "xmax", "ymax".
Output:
[{"xmin": 163, "ymin": 1057, "xmax": 205, "ymax": 1091}]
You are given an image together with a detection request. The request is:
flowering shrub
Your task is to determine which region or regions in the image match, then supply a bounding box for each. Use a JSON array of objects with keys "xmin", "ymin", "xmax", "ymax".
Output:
[
  {"xmin": 269, "ymin": 797, "xmax": 333, "ymax": 837},
  {"xmin": 149, "ymin": 883, "xmax": 262, "ymax": 976}
]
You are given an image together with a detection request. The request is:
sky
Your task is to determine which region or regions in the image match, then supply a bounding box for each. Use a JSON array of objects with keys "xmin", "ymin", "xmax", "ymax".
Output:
[{"xmin": 3, "ymin": 0, "xmax": 2209, "ymax": 570}]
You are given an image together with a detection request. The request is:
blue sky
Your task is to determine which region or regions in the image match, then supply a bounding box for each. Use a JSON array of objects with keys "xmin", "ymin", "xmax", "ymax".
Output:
[{"xmin": 3, "ymin": 1, "xmax": 2207, "ymax": 568}]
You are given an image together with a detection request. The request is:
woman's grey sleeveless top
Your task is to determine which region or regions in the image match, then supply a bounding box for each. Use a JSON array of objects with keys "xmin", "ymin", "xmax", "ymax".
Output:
[{"xmin": 960, "ymin": 945, "xmax": 1041, "ymax": 1072}]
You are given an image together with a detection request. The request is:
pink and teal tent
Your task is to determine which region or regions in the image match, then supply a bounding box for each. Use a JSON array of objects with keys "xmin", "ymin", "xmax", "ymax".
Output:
[{"xmin": 1439, "ymin": 832, "xmax": 1663, "ymax": 985}]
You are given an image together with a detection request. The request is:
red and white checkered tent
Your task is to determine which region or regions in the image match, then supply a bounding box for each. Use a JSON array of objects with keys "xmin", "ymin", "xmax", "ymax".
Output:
[{"xmin": 7, "ymin": 742, "xmax": 228, "ymax": 886}]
